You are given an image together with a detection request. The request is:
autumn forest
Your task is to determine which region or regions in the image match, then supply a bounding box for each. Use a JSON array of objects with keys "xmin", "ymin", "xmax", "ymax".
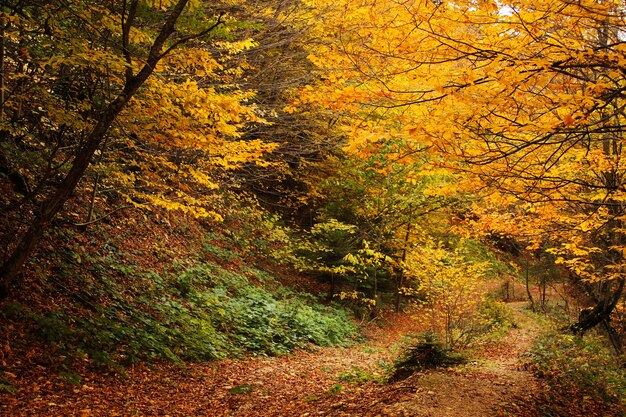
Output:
[{"xmin": 1, "ymin": 0, "xmax": 626, "ymax": 416}]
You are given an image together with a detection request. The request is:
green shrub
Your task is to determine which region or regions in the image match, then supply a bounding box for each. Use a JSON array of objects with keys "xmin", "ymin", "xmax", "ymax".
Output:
[
  {"xmin": 390, "ymin": 332, "xmax": 465, "ymax": 381},
  {"xmin": 0, "ymin": 375, "xmax": 16, "ymax": 394},
  {"xmin": 4, "ymin": 258, "xmax": 358, "ymax": 368},
  {"xmin": 521, "ymin": 332, "xmax": 626, "ymax": 405},
  {"xmin": 436, "ymin": 296, "xmax": 514, "ymax": 349},
  {"xmin": 220, "ymin": 282, "xmax": 357, "ymax": 355},
  {"xmin": 473, "ymin": 296, "xmax": 514, "ymax": 341},
  {"xmin": 282, "ymin": 301, "xmax": 356, "ymax": 347}
]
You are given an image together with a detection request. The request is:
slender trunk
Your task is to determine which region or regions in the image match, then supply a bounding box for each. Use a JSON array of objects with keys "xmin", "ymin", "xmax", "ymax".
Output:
[
  {"xmin": 525, "ymin": 256, "xmax": 535, "ymax": 311},
  {"xmin": 84, "ymin": 138, "xmax": 108, "ymax": 226},
  {"xmin": 370, "ymin": 265, "xmax": 378, "ymax": 319},
  {"xmin": 395, "ymin": 216, "xmax": 413, "ymax": 312},
  {"xmin": 446, "ymin": 304, "xmax": 453, "ymax": 346},
  {"xmin": 569, "ymin": 21, "xmax": 626, "ymax": 339},
  {"xmin": 0, "ymin": 89, "xmax": 137, "ymax": 295},
  {"xmin": 395, "ymin": 269, "xmax": 404, "ymax": 313},
  {"xmin": 85, "ymin": 172, "xmax": 100, "ymax": 224},
  {"xmin": 541, "ymin": 275, "xmax": 547, "ymax": 309},
  {"xmin": 327, "ymin": 272, "xmax": 335, "ymax": 302},
  {"xmin": 0, "ymin": 23, "xmax": 5, "ymax": 118},
  {"xmin": 601, "ymin": 318, "xmax": 623, "ymax": 355},
  {"xmin": 373, "ymin": 266, "xmax": 378, "ymax": 299}
]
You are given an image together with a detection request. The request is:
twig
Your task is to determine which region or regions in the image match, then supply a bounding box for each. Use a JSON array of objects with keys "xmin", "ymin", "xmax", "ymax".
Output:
[{"xmin": 71, "ymin": 205, "xmax": 134, "ymax": 227}]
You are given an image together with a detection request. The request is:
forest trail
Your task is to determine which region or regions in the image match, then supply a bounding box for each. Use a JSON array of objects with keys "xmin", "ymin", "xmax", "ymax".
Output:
[
  {"xmin": 2, "ymin": 301, "xmax": 543, "ymax": 417},
  {"xmin": 381, "ymin": 301, "xmax": 542, "ymax": 417}
]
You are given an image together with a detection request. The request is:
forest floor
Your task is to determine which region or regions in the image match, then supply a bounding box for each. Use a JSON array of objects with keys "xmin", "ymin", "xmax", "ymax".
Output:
[{"xmin": 1, "ymin": 300, "xmax": 557, "ymax": 417}]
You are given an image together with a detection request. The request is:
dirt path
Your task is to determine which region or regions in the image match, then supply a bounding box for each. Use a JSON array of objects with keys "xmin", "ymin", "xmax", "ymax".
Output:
[
  {"xmin": 2, "ymin": 302, "xmax": 544, "ymax": 417},
  {"xmin": 380, "ymin": 301, "xmax": 542, "ymax": 417}
]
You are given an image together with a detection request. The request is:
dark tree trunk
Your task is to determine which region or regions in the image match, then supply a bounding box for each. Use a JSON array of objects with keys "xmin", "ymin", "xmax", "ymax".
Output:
[
  {"xmin": 601, "ymin": 317, "xmax": 623, "ymax": 355},
  {"xmin": 571, "ymin": 278, "xmax": 624, "ymax": 337},
  {"xmin": 0, "ymin": 82, "xmax": 145, "ymax": 298},
  {"xmin": 395, "ymin": 216, "xmax": 413, "ymax": 313},
  {"xmin": 327, "ymin": 272, "xmax": 336, "ymax": 302},
  {"xmin": 525, "ymin": 256, "xmax": 535, "ymax": 311}
]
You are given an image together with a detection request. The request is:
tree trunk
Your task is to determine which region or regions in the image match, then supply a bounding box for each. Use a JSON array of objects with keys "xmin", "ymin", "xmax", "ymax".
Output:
[
  {"xmin": 571, "ymin": 278, "xmax": 624, "ymax": 334},
  {"xmin": 395, "ymin": 271, "xmax": 404, "ymax": 313},
  {"xmin": 370, "ymin": 265, "xmax": 379, "ymax": 320},
  {"xmin": 540, "ymin": 274, "xmax": 547, "ymax": 309},
  {"xmin": 569, "ymin": 22, "xmax": 626, "ymax": 348},
  {"xmin": 395, "ymin": 216, "xmax": 413, "ymax": 312},
  {"xmin": 0, "ymin": 23, "xmax": 5, "ymax": 117},
  {"xmin": 601, "ymin": 317, "xmax": 623, "ymax": 355},
  {"xmin": 525, "ymin": 256, "xmax": 535, "ymax": 311},
  {"xmin": 0, "ymin": 88, "xmax": 138, "ymax": 297},
  {"xmin": 327, "ymin": 272, "xmax": 336, "ymax": 302}
]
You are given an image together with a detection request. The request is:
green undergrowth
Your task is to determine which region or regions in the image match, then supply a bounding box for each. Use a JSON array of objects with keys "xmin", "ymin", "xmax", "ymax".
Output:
[
  {"xmin": 1, "ymin": 245, "xmax": 357, "ymax": 370},
  {"xmin": 521, "ymin": 331, "xmax": 626, "ymax": 411}
]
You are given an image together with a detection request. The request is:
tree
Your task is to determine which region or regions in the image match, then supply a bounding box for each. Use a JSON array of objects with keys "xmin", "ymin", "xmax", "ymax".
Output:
[
  {"xmin": 231, "ymin": 0, "xmax": 350, "ymax": 223},
  {"xmin": 0, "ymin": 0, "xmax": 270, "ymax": 297},
  {"xmin": 405, "ymin": 240, "xmax": 488, "ymax": 348}
]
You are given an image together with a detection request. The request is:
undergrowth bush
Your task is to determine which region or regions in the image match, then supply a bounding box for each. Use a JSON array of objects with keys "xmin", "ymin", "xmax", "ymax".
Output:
[
  {"xmin": 217, "ymin": 273, "xmax": 357, "ymax": 355},
  {"xmin": 409, "ymin": 239, "xmax": 515, "ymax": 349},
  {"xmin": 338, "ymin": 366, "xmax": 383, "ymax": 385},
  {"xmin": 474, "ymin": 296, "xmax": 515, "ymax": 339},
  {"xmin": 521, "ymin": 332, "xmax": 626, "ymax": 406},
  {"xmin": 2, "ymin": 259, "xmax": 358, "ymax": 368},
  {"xmin": 390, "ymin": 332, "xmax": 465, "ymax": 381}
]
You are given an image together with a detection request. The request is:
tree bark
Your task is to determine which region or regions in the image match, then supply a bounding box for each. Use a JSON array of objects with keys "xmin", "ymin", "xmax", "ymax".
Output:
[
  {"xmin": 601, "ymin": 317, "xmax": 623, "ymax": 355},
  {"xmin": 568, "ymin": 21, "xmax": 626, "ymax": 349},
  {"xmin": 0, "ymin": 23, "xmax": 5, "ymax": 118}
]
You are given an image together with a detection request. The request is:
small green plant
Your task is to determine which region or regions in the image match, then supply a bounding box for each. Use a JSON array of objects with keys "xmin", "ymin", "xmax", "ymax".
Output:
[
  {"xmin": 229, "ymin": 383, "xmax": 258, "ymax": 395},
  {"xmin": 362, "ymin": 346, "xmax": 382, "ymax": 354},
  {"xmin": 327, "ymin": 383, "xmax": 344, "ymax": 395},
  {"xmin": 337, "ymin": 366, "xmax": 383, "ymax": 385},
  {"xmin": 479, "ymin": 296, "xmax": 514, "ymax": 328},
  {"xmin": 0, "ymin": 375, "xmax": 17, "ymax": 394},
  {"xmin": 59, "ymin": 371, "xmax": 82, "ymax": 386},
  {"xmin": 302, "ymin": 395, "xmax": 319, "ymax": 402},
  {"xmin": 471, "ymin": 296, "xmax": 515, "ymax": 343},
  {"xmin": 390, "ymin": 332, "xmax": 465, "ymax": 381},
  {"xmin": 201, "ymin": 241, "xmax": 237, "ymax": 262}
]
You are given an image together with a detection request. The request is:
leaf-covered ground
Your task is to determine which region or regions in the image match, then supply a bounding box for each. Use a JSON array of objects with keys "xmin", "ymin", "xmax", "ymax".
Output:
[{"xmin": 0, "ymin": 301, "xmax": 618, "ymax": 416}]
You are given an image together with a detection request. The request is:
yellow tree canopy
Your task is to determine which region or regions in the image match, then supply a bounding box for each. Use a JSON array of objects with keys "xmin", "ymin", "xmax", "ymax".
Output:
[{"xmin": 296, "ymin": 0, "xmax": 626, "ymax": 284}]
